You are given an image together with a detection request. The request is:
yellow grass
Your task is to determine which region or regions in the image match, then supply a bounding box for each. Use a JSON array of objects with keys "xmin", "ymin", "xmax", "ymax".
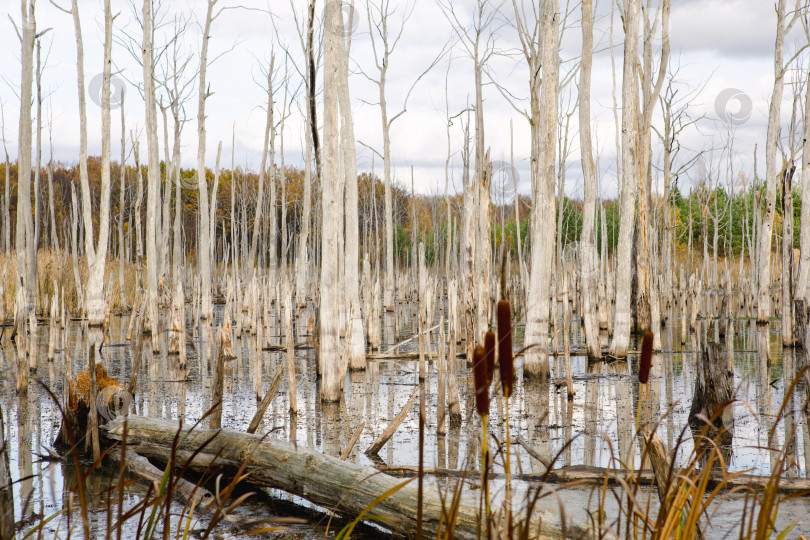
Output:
[{"xmin": 0, "ymin": 250, "xmax": 139, "ymax": 316}]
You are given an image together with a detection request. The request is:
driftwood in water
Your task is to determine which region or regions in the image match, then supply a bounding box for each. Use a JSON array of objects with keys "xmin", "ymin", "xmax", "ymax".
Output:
[
  {"xmin": 689, "ymin": 341, "xmax": 734, "ymax": 443},
  {"xmin": 210, "ymin": 332, "xmax": 225, "ymax": 430},
  {"xmin": 246, "ymin": 361, "xmax": 285, "ymax": 434},
  {"xmin": 340, "ymin": 421, "xmax": 366, "ymax": 461},
  {"xmin": 365, "ymin": 387, "xmax": 418, "ymax": 456},
  {"xmin": 383, "ymin": 462, "xmax": 810, "ymax": 496},
  {"xmin": 102, "ymin": 416, "xmax": 504, "ymax": 539}
]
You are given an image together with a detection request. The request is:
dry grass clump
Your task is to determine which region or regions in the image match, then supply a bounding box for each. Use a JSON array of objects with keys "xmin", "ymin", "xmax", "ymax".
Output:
[{"xmin": 0, "ymin": 250, "xmax": 138, "ymax": 316}]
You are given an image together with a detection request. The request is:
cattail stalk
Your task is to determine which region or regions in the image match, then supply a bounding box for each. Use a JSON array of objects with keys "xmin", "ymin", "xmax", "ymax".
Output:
[
  {"xmin": 471, "ymin": 345, "xmax": 490, "ymax": 527},
  {"xmin": 497, "ymin": 298, "xmax": 514, "ymax": 530}
]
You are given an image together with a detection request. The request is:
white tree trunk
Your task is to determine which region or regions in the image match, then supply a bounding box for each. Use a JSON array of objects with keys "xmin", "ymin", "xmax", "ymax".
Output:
[
  {"xmin": 579, "ymin": 0, "xmax": 600, "ymax": 360},
  {"xmin": 320, "ymin": 0, "xmax": 343, "ymax": 402},
  {"xmin": 337, "ymin": 16, "xmax": 365, "ymax": 371},
  {"xmin": 195, "ymin": 0, "xmax": 216, "ymax": 320},
  {"xmin": 797, "ymin": 67, "xmax": 810, "ymax": 304},
  {"xmin": 142, "ymin": 0, "xmax": 161, "ymax": 317},
  {"xmin": 16, "ymin": 0, "xmax": 36, "ymax": 313},
  {"xmin": 71, "ymin": 0, "xmax": 113, "ymax": 326},
  {"xmin": 524, "ymin": 0, "xmax": 559, "ymax": 378},
  {"xmin": 248, "ymin": 64, "xmax": 274, "ymax": 279},
  {"xmin": 757, "ymin": 0, "xmax": 790, "ymax": 324},
  {"xmin": 118, "ymin": 88, "xmax": 126, "ymax": 307},
  {"xmin": 608, "ymin": 0, "xmax": 640, "ymax": 358}
]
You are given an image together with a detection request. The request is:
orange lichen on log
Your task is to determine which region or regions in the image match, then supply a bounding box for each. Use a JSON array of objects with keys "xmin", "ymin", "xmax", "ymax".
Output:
[{"xmin": 69, "ymin": 364, "xmax": 123, "ymax": 411}]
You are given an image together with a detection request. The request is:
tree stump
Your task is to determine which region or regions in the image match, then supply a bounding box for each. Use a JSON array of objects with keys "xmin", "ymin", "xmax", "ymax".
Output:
[
  {"xmin": 55, "ymin": 364, "xmax": 128, "ymax": 450},
  {"xmin": 689, "ymin": 341, "xmax": 734, "ymax": 452}
]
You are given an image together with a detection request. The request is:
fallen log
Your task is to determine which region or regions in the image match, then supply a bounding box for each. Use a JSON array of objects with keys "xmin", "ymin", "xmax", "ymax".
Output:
[
  {"xmin": 107, "ymin": 448, "xmax": 214, "ymax": 509},
  {"xmin": 102, "ymin": 416, "xmax": 579, "ymax": 539},
  {"xmin": 380, "ymin": 463, "xmax": 810, "ymax": 496}
]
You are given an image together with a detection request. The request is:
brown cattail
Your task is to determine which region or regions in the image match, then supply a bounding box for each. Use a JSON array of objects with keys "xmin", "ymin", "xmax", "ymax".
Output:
[
  {"xmin": 639, "ymin": 331, "xmax": 654, "ymax": 384},
  {"xmin": 497, "ymin": 300, "xmax": 514, "ymax": 398},
  {"xmin": 472, "ymin": 346, "xmax": 489, "ymax": 417},
  {"xmin": 484, "ymin": 331, "xmax": 496, "ymax": 386}
]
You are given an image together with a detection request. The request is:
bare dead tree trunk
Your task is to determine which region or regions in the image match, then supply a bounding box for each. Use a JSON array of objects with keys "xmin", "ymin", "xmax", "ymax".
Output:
[
  {"xmin": 757, "ymin": 0, "xmax": 798, "ymax": 324},
  {"xmin": 797, "ymin": 44, "xmax": 810, "ymax": 304},
  {"xmin": 62, "ymin": 0, "xmax": 113, "ymax": 325},
  {"xmin": 159, "ymin": 104, "xmax": 171, "ymax": 284},
  {"xmin": 637, "ymin": 0, "xmax": 669, "ymax": 349},
  {"xmin": 781, "ymin": 164, "xmax": 796, "ymax": 345},
  {"xmin": 320, "ymin": 0, "xmax": 343, "ymax": 402},
  {"xmin": 579, "ymin": 0, "xmax": 600, "ymax": 360},
  {"xmin": 524, "ymin": 0, "xmax": 558, "ymax": 378},
  {"xmin": 608, "ymin": 0, "xmax": 640, "ymax": 358},
  {"xmin": 194, "ymin": 0, "xmax": 217, "ymax": 321},
  {"xmin": 119, "ymin": 88, "xmax": 126, "ymax": 308},
  {"xmin": 132, "ymin": 134, "xmax": 144, "ymax": 268},
  {"xmin": 247, "ymin": 60, "xmax": 274, "ymax": 280},
  {"xmin": 171, "ymin": 100, "xmax": 183, "ymax": 286},
  {"xmin": 16, "ymin": 0, "xmax": 37, "ymax": 314},
  {"xmin": 142, "ymin": 0, "xmax": 161, "ymax": 320},
  {"xmin": 2, "ymin": 102, "xmax": 9, "ymax": 254},
  {"xmin": 34, "ymin": 38, "xmax": 42, "ymax": 259},
  {"xmin": 293, "ymin": 2, "xmax": 315, "ymax": 306},
  {"xmin": 337, "ymin": 13, "xmax": 365, "ymax": 371}
]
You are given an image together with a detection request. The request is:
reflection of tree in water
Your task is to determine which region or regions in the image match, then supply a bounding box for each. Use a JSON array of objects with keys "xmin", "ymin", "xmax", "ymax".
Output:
[
  {"xmin": 524, "ymin": 380, "xmax": 551, "ymax": 474},
  {"xmin": 782, "ymin": 347, "xmax": 798, "ymax": 477},
  {"xmin": 583, "ymin": 363, "xmax": 599, "ymax": 467}
]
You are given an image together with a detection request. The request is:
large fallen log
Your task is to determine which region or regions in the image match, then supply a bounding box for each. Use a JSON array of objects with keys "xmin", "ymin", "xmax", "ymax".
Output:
[
  {"xmin": 106, "ymin": 448, "xmax": 215, "ymax": 508},
  {"xmin": 102, "ymin": 416, "xmax": 584, "ymax": 539}
]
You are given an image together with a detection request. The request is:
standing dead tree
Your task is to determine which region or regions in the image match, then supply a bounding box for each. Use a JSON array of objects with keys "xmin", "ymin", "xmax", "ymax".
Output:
[
  {"xmin": 195, "ymin": 0, "xmax": 221, "ymax": 321},
  {"xmin": 13, "ymin": 0, "xmax": 39, "ymax": 316},
  {"xmin": 52, "ymin": 0, "xmax": 114, "ymax": 326},
  {"xmin": 635, "ymin": 0, "xmax": 670, "ymax": 349},
  {"xmin": 579, "ymin": 0, "xmax": 600, "ymax": 360},
  {"xmin": 320, "ymin": 0, "xmax": 344, "ymax": 402},
  {"xmin": 336, "ymin": 7, "xmax": 366, "ymax": 372},
  {"xmin": 521, "ymin": 0, "xmax": 560, "ymax": 377},
  {"xmin": 609, "ymin": 0, "xmax": 641, "ymax": 358},
  {"xmin": 796, "ymin": 19, "xmax": 810, "ymax": 306},
  {"xmin": 756, "ymin": 0, "xmax": 803, "ymax": 324},
  {"xmin": 438, "ymin": 0, "xmax": 497, "ymax": 365},
  {"xmin": 361, "ymin": 0, "xmax": 444, "ymax": 312}
]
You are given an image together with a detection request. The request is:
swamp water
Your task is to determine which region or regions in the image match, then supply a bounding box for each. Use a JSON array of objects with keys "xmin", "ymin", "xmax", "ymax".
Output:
[{"xmin": 2, "ymin": 304, "xmax": 810, "ymax": 538}]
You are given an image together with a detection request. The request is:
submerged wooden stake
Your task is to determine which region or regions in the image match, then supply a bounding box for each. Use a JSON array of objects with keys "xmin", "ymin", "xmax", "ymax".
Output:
[
  {"xmin": 365, "ymin": 387, "xmax": 418, "ymax": 456},
  {"xmin": 247, "ymin": 361, "xmax": 285, "ymax": 434},
  {"xmin": 210, "ymin": 330, "xmax": 225, "ymax": 430},
  {"xmin": 340, "ymin": 421, "xmax": 365, "ymax": 460}
]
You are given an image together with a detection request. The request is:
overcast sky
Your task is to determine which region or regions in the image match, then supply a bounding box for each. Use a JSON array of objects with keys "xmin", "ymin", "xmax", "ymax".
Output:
[{"xmin": 0, "ymin": 0, "xmax": 807, "ymax": 199}]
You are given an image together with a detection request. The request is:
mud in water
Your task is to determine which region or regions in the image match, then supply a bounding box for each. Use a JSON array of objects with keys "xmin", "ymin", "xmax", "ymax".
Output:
[{"xmin": 1, "ymin": 303, "xmax": 809, "ymax": 537}]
